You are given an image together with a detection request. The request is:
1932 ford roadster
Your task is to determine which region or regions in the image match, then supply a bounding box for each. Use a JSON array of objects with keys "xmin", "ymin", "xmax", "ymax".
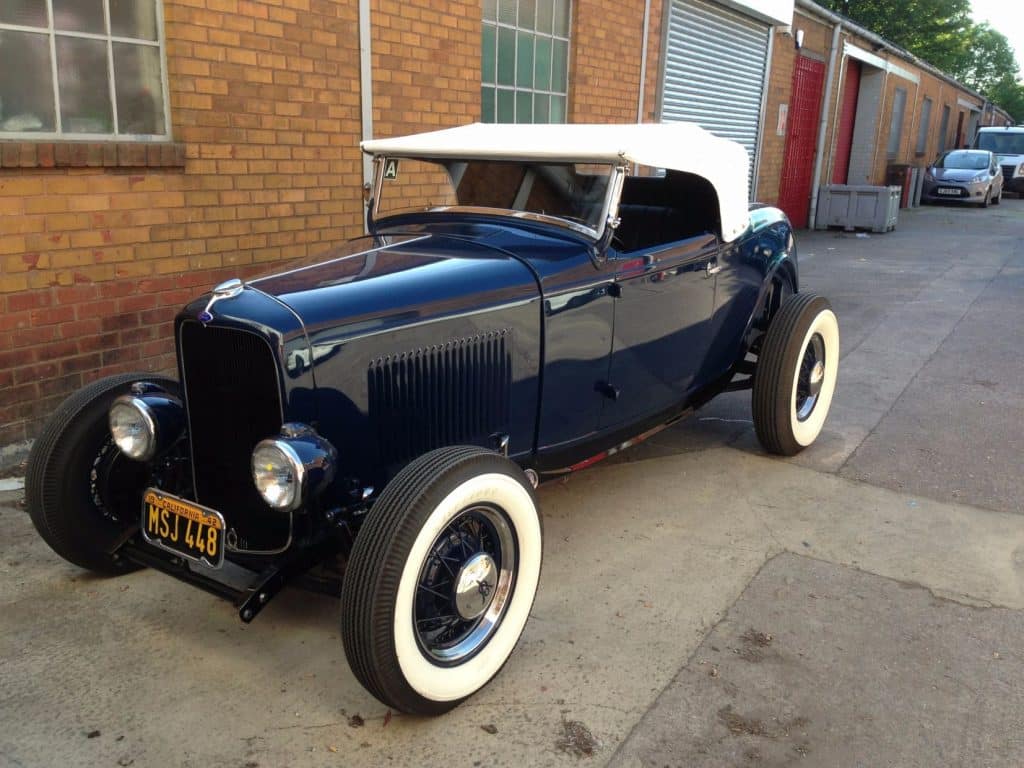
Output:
[{"xmin": 27, "ymin": 123, "xmax": 839, "ymax": 714}]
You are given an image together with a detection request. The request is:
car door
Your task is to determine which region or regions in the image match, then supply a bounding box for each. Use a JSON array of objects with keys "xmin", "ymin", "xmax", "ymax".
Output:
[{"xmin": 599, "ymin": 233, "xmax": 719, "ymax": 428}]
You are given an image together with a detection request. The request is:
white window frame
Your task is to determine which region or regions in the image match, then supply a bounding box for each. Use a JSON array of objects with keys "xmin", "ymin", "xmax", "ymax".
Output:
[
  {"xmin": 0, "ymin": 0, "xmax": 172, "ymax": 141},
  {"xmin": 482, "ymin": 0, "xmax": 572, "ymax": 124}
]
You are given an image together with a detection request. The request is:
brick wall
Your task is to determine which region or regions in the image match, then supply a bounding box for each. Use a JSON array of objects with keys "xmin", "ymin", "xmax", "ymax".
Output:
[
  {"xmin": 569, "ymin": 0, "xmax": 648, "ymax": 122},
  {"xmin": 0, "ymin": 0, "xmax": 365, "ymax": 445}
]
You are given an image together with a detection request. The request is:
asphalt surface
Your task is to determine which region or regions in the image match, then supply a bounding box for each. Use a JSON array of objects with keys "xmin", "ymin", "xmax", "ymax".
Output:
[{"xmin": 1, "ymin": 199, "xmax": 1022, "ymax": 767}]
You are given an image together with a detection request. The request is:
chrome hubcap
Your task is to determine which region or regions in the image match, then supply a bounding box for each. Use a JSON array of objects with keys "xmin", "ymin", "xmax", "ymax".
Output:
[
  {"xmin": 454, "ymin": 552, "xmax": 498, "ymax": 620},
  {"xmin": 414, "ymin": 505, "xmax": 517, "ymax": 664},
  {"xmin": 796, "ymin": 333, "xmax": 826, "ymax": 422}
]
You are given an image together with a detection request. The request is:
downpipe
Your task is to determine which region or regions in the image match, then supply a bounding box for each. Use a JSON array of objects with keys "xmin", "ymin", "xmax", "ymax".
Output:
[{"xmin": 807, "ymin": 21, "xmax": 842, "ymax": 230}]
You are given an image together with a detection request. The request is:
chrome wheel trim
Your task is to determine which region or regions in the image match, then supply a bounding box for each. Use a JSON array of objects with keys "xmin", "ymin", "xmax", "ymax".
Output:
[
  {"xmin": 795, "ymin": 333, "xmax": 826, "ymax": 422},
  {"xmin": 413, "ymin": 504, "xmax": 517, "ymax": 665}
]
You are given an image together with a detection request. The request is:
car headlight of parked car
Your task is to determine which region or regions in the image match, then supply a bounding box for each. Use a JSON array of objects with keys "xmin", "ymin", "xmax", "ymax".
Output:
[
  {"xmin": 924, "ymin": 171, "xmax": 935, "ymax": 181},
  {"xmin": 109, "ymin": 383, "xmax": 186, "ymax": 461},
  {"xmin": 252, "ymin": 423, "xmax": 337, "ymax": 512},
  {"xmin": 972, "ymin": 172, "xmax": 986, "ymax": 182}
]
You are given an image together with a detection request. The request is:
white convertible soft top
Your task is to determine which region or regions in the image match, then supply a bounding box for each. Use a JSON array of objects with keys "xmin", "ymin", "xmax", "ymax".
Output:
[{"xmin": 362, "ymin": 122, "xmax": 752, "ymax": 242}]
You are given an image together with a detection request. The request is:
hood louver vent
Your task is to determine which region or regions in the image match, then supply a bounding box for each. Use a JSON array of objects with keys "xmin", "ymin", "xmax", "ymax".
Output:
[{"xmin": 368, "ymin": 330, "xmax": 512, "ymax": 468}]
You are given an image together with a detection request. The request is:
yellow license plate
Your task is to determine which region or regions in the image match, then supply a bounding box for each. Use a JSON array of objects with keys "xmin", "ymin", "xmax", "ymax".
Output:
[{"xmin": 141, "ymin": 488, "xmax": 226, "ymax": 568}]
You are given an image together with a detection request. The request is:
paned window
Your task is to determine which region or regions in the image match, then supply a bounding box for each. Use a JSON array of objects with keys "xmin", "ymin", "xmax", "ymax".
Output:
[
  {"xmin": 915, "ymin": 97, "xmax": 932, "ymax": 155},
  {"xmin": 0, "ymin": 0, "xmax": 170, "ymax": 138},
  {"xmin": 886, "ymin": 86, "xmax": 907, "ymax": 159},
  {"xmin": 481, "ymin": 0, "xmax": 571, "ymax": 124}
]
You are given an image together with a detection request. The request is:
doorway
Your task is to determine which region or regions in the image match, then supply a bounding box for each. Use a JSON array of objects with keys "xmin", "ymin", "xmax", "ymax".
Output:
[{"xmin": 778, "ymin": 55, "xmax": 826, "ymax": 228}]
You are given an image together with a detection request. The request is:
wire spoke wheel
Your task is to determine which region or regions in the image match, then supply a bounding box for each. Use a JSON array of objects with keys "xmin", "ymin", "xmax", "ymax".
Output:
[
  {"xmin": 795, "ymin": 333, "xmax": 826, "ymax": 422},
  {"xmin": 414, "ymin": 504, "xmax": 516, "ymax": 664}
]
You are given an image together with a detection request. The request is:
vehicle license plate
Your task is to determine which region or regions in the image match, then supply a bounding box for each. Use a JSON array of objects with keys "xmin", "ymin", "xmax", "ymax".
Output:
[
  {"xmin": 141, "ymin": 488, "xmax": 225, "ymax": 567},
  {"xmin": 936, "ymin": 188, "xmax": 960, "ymax": 196}
]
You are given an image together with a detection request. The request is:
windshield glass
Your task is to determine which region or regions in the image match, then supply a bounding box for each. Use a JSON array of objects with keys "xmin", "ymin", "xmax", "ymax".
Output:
[
  {"xmin": 374, "ymin": 158, "xmax": 614, "ymax": 234},
  {"xmin": 933, "ymin": 150, "xmax": 990, "ymax": 170},
  {"xmin": 976, "ymin": 131, "xmax": 1024, "ymax": 155}
]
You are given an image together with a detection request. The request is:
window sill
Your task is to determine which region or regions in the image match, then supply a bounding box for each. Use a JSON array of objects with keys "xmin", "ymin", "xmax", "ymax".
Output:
[{"xmin": 0, "ymin": 141, "xmax": 185, "ymax": 170}]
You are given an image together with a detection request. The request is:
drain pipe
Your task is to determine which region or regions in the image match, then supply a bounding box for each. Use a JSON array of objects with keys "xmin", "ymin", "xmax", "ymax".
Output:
[
  {"xmin": 807, "ymin": 21, "xmax": 842, "ymax": 230},
  {"xmin": 637, "ymin": 0, "xmax": 652, "ymax": 123},
  {"xmin": 359, "ymin": 0, "xmax": 374, "ymax": 234}
]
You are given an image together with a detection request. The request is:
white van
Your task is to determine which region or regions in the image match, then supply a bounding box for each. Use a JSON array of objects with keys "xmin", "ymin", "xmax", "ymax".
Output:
[{"xmin": 975, "ymin": 126, "xmax": 1024, "ymax": 194}]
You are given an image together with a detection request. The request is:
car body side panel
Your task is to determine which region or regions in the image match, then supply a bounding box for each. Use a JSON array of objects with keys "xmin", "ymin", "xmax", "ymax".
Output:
[
  {"xmin": 599, "ymin": 233, "xmax": 718, "ymax": 428},
  {"xmin": 704, "ymin": 209, "xmax": 795, "ymax": 381}
]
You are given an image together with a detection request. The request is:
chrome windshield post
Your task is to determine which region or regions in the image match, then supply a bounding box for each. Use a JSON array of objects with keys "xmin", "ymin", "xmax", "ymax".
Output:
[{"xmin": 592, "ymin": 163, "xmax": 627, "ymax": 263}]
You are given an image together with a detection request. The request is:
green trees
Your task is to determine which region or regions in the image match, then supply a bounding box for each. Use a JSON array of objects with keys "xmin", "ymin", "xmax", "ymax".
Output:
[{"xmin": 820, "ymin": 0, "xmax": 1024, "ymax": 122}]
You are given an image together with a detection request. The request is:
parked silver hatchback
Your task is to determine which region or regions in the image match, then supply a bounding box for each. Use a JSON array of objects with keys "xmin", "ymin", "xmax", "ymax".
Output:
[{"xmin": 922, "ymin": 149, "xmax": 1003, "ymax": 207}]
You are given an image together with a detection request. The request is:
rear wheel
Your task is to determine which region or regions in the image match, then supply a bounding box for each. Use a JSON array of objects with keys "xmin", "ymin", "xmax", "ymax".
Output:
[
  {"xmin": 340, "ymin": 446, "xmax": 542, "ymax": 715},
  {"xmin": 26, "ymin": 373, "xmax": 179, "ymax": 574},
  {"xmin": 752, "ymin": 293, "xmax": 839, "ymax": 456}
]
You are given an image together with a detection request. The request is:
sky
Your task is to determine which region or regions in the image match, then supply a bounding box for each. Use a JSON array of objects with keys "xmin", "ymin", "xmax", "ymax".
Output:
[{"xmin": 971, "ymin": 0, "xmax": 1024, "ymax": 74}]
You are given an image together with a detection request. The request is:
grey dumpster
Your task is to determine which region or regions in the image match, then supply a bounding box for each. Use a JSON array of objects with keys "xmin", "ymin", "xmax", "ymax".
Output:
[{"xmin": 815, "ymin": 185, "xmax": 901, "ymax": 233}]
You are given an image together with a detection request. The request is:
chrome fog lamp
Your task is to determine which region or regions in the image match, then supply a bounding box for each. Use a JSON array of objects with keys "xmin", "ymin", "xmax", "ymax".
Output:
[
  {"xmin": 109, "ymin": 397, "xmax": 158, "ymax": 461},
  {"xmin": 251, "ymin": 423, "xmax": 337, "ymax": 512}
]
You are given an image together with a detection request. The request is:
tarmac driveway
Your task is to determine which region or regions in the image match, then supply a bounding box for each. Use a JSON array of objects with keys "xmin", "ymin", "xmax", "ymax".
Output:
[{"xmin": 1, "ymin": 199, "xmax": 1022, "ymax": 768}]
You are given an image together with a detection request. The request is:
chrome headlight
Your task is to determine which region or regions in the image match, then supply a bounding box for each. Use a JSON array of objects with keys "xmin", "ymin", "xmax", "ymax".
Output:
[
  {"xmin": 252, "ymin": 423, "xmax": 336, "ymax": 512},
  {"xmin": 972, "ymin": 172, "xmax": 986, "ymax": 182},
  {"xmin": 252, "ymin": 440, "xmax": 304, "ymax": 511},
  {"xmin": 109, "ymin": 396, "xmax": 157, "ymax": 461}
]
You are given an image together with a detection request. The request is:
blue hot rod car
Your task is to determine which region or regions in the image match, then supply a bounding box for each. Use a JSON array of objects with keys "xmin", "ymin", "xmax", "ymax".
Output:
[{"xmin": 27, "ymin": 123, "xmax": 838, "ymax": 714}]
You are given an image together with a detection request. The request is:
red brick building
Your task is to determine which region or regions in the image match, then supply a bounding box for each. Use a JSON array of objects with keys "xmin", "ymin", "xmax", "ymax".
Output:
[{"xmin": 0, "ymin": 0, "xmax": 1011, "ymax": 447}]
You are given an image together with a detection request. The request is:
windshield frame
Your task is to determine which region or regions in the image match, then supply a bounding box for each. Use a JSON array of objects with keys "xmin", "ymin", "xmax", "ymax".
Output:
[{"xmin": 369, "ymin": 155, "xmax": 626, "ymax": 242}]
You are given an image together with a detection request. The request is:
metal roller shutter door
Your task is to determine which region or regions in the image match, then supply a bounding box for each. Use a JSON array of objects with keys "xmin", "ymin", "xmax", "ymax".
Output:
[{"xmin": 660, "ymin": 0, "xmax": 770, "ymax": 192}]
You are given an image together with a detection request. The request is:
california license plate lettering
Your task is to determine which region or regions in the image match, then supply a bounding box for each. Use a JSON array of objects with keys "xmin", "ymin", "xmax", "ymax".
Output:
[{"xmin": 141, "ymin": 488, "xmax": 226, "ymax": 568}]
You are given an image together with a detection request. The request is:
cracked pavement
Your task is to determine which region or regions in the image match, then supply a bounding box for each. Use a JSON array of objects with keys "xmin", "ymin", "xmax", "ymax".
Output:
[{"xmin": 1, "ymin": 199, "xmax": 1022, "ymax": 767}]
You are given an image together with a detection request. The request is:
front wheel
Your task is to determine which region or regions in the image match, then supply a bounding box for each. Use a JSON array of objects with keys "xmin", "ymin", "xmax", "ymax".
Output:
[
  {"xmin": 340, "ymin": 446, "xmax": 542, "ymax": 715},
  {"xmin": 26, "ymin": 372, "xmax": 180, "ymax": 574},
  {"xmin": 752, "ymin": 293, "xmax": 839, "ymax": 456}
]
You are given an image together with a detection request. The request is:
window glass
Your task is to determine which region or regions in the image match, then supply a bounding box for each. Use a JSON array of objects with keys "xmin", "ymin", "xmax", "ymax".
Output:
[
  {"xmin": 516, "ymin": 31, "xmax": 533, "ymax": 87},
  {"xmin": 481, "ymin": 24, "xmax": 496, "ymax": 83},
  {"xmin": 113, "ymin": 42, "xmax": 165, "ymax": 135},
  {"xmin": 887, "ymin": 87, "xmax": 907, "ymax": 158},
  {"xmin": 52, "ymin": 0, "xmax": 105, "ymax": 34},
  {"xmin": 916, "ymin": 97, "xmax": 932, "ymax": 154},
  {"xmin": 0, "ymin": 30, "xmax": 56, "ymax": 132},
  {"xmin": 56, "ymin": 36, "xmax": 114, "ymax": 134},
  {"xmin": 937, "ymin": 105, "xmax": 951, "ymax": 152},
  {"xmin": 0, "ymin": 0, "xmax": 168, "ymax": 138},
  {"xmin": 110, "ymin": 0, "xmax": 159, "ymax": 41},
  {"xmin": 496, "ymin": 26, "xmax": 515, "ymax": 86},
  {"xmin": 482, "ymin": 0, "xmax": 569, "ymax": 123},
  {"xmin": 0, "ymin": 0, "xmax": 47, "ymax": 27},
  {"xmin": 376, "ymin": 157, "xmax": 613, "ymax": 235}
]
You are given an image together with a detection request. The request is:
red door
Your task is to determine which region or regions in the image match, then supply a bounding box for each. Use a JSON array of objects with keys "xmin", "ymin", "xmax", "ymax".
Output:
[
  {"xmin": 777, "ymin": 55, "xmax": 826, "ymax": 229},
  {"xmin": 832, "ymin": 58, "xmax": 861, "ymax": 184}
]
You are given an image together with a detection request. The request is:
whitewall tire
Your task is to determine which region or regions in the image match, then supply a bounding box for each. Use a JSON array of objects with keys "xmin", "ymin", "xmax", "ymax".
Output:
[
  {"xmin": 340, "ymin": 446, "xmax": 542, "ymax": 715},
  {"xmin": 753, "ymin": 293, "xmax": 839, "ymax": 456}
]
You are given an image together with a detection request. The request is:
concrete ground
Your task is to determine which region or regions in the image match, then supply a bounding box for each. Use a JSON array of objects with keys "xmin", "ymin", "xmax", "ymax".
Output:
[{"xmin": 1, "ymin": 199, "xmax": 1022, "ymax": 768}]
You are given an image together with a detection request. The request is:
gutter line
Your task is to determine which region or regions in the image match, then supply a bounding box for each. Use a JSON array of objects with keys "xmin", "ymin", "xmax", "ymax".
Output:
[
  {"xmin": 808, "ymin": 22, "xmax": 841, "ymax": 230},
  {"xmin": 637, "ymin": 0, "xmax": 652, "ymax": 123},
  {"xmin": 359, "ymin": 0, "xmax": 374, "ymax": 234}
]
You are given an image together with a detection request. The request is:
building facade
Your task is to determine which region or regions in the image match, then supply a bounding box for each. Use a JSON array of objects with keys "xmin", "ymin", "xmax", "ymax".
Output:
[{"xmin": 0, "ymin": 0, "xmax": 1011, "ymax": 445}]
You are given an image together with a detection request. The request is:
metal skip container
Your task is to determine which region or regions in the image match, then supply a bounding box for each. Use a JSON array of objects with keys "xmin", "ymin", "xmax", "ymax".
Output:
[{"xmin": 815, "ymin": 185, "xmax": 901, "ymax": 233}]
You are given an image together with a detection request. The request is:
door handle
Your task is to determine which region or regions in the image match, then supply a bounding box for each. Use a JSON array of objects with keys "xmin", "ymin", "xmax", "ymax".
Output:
[{"xmin": 706, "ymin": 259, "xmax": 722, "ymax": 277}]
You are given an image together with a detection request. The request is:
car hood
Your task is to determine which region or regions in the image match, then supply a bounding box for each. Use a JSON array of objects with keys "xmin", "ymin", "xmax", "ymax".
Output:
[
  {"xmin": 245, "ymin": 232, "xmax": 539, "ymax": 344},
  {"xmin": 928, "ymin": 168, "xmax": 986, "ymax": 181}
]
